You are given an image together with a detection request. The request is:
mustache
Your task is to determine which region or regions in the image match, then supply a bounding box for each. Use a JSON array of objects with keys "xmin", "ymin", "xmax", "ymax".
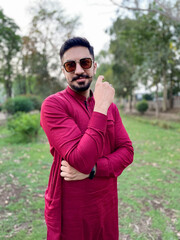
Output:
[{"xmin": 72, "ymin": 74, "xmax": 91, "ymax": 82}]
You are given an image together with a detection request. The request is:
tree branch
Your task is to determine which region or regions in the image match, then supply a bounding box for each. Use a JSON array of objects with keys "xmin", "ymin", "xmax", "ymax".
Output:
[
  {"xmin": 109, "ymin": 0, "xmax": 150, "ymax": 11},
  {"xmin": 109, "ymin": 0, "xmax": 180, "ymax": 22}
]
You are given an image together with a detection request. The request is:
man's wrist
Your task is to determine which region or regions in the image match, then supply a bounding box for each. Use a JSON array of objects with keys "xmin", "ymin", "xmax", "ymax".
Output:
[
  {"xmin": 89, "ymin": 165, "xmax": 96, "ymax": 179},
  {"xmin": 94, "ymin": 108, "xmax": 107, "ymax": 115},
  {"xmin": 94, "ymin": 106, "xmax": 108, "ymax": 115}
]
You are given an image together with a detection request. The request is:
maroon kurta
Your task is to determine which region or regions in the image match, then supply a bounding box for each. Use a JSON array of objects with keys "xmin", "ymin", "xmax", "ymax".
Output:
[{"xmin": 40, "ymin": 87, "xmax": 134, "ymax": 240}]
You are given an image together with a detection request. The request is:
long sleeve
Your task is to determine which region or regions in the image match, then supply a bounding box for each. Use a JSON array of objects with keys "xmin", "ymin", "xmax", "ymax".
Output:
[
  {"xmin": 41, "ymin": 95, "xmax": 107, "ymax": 174},
  {"xmin": 95, "ymin": 106, "xmax": 134, "ymax": 177}
]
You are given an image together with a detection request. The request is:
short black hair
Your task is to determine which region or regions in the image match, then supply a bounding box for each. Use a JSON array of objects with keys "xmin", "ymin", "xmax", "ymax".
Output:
[{"xmin": 59, "ymin": 37, "xmax": 94, "ymax": 61}]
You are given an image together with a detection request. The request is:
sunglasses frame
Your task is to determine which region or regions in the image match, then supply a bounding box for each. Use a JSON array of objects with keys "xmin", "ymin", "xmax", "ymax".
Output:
[{"xmin": 63, "ymin": 58, "xmax": 93, "ymax": 73}]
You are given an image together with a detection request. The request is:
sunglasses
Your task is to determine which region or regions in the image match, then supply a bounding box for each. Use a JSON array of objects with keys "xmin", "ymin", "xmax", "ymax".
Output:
[{"xmin": 63, "ymin": 58, "xmax": 93, "ymax": 73}]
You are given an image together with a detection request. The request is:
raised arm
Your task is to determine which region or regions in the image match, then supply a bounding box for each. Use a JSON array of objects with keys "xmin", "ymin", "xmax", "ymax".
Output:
[{"xmin": 41, "ymin": 76, "xmax": 115, "ymax": 174}]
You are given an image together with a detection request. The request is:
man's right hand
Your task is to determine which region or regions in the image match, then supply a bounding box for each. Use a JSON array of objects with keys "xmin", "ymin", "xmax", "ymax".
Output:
[
  {"xmin": 94, "ymin": 75, "xmax": 115, "ymax": 115},
  {"xmin": 61, "ymin": 160, "xmax": 89, "ymax": 181}
]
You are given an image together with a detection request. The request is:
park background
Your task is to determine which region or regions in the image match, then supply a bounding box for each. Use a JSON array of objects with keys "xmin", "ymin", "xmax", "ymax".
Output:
[{"xmin": 0, "ymin": 0, "xmax": 180, "ymax": 239}]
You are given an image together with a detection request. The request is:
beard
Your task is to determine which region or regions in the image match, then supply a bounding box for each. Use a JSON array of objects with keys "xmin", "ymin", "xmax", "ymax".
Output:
[
  {"xmin": 71, "ymin": 80, "xmax": 92, "ymax": 92},
  {"xmin": 70, "ymin": 74, "xmax": 93, "ymax": 92}
]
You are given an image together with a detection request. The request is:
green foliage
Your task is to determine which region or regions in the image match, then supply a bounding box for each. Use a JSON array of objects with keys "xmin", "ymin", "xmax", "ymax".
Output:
[
  {"xmin": 0, "ymin": 9, "xmax": 21, "ymax": 97},
  {"xmin": 7, "ymin": 112, "xmax": 40, "ymax": 143},
  {"xmin": 27, "ymin": 95, "xmax": 42, "ymax": 110},
  {"xmin": 19, "ymin": 0, "xmax": 79, "ymax": 98},
  {"xmin": 3, "ymin": 96, "xmax": 34, "ymax": 114},
  {"xmin": 96, "ymin": 62, "xmax": 113, "ymax": 84},
  {"xmin": 143, "ymin": 93, "xmax": 153, "ymax": 101},
  {"xmin": 108, "ymin": 17, "xmax": 142, "ymax": 98},
  {"xmin": 108, "ymin": 5, "xmax": 180, "ymax": 109},
  {"xmin": 136, "ymin": 100, "xmax": 148, "ymax": 114}
]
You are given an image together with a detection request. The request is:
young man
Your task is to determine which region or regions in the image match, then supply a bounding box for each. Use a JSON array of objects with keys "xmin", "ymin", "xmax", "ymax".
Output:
[{"xmin": 40, "ymin": 37, "xmax": 134, "ymax": 240}]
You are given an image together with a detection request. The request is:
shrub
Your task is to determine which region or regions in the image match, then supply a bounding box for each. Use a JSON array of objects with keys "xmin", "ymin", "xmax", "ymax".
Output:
[
  {"xmin": 7, "ymin": 112, "xmax": 40, "ymax": 143},
  {"xmin": 143, "ymin": 93, "xmax": 153, "ymax": 101},
  {"xmin": 3, "ymin": 96, "xmax": 34, "ymax": 114},
  {"xmin": 136, "ymin": 100, "xmax": 148, "ymax": 114},
  {"xmin": 27, "ymin": 95, "xmax": 42, "ymax": 110}
]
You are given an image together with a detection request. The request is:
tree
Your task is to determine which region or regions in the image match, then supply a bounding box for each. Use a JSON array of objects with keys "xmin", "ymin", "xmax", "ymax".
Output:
[
  {"xmin": 0, "ymin": 9, "xmax": 21, "ymax": 97},
  {"xmin": 109, "ymin": 0, "xmax": 180, "ymax": 22},
  {"xmin": 95, "ymin": 50, "xmax": 114, "ymax": 85},
  {"xmin": 18, "ymin": 0, "xmax": 80, "ymax": 98},
  {"xmin": 131, "ymin": 12, "xmax": 180, "ymax": 112},
  {"xmin": 20, "ymin": 36, "xmax": 55, "ymax": 97},
  {"xmin": 108, "ymin": 2, "xmax": 180, "ymax": 113},
  {"xmin": 108, "ymin": 17, "xmax": 143, "ymax": 111}
]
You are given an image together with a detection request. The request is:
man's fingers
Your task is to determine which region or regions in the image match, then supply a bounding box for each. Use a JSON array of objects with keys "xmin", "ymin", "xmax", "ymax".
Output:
[
  {"xmin": 61, "ymin": 160, "xmax": 68, "ymax": 167},
  {"xmin": 96, "ymin": 75, "xmax": 104, "ymax": 84},
  {"xmin": 61, "ymin": 171, "xmax": 72, "ymax": 178},
  {"xmin": 60, "ymin": 171, "xmax": 66, "ymax": 177},
  {"xmin": 61, "ymin": 165, "xmax": 66, "ymax": 172},
  {"xmin": 96, "ymin": 75, "xmax": 113, "ymax": 87},
  {"xmin": 61, "ymin": 171, "xmax": 75, "ymax": 180}
]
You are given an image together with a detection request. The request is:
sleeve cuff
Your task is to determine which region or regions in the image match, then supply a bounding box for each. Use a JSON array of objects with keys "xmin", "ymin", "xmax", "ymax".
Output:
[
  {"xmin": 88, "ymin": 112, "xmax": 107, "ymax": 133},
  {"xmin": 96, "ymin": 157, "xmax": 109, "ymax": 177}
]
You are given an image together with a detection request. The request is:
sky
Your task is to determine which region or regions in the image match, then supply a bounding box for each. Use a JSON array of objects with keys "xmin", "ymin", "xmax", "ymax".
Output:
[{"xmin": 0, "ymin": 0, "xmax": 119, "ymax": 55}]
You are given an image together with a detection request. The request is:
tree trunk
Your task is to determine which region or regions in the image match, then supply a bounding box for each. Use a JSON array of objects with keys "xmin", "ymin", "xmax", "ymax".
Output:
[
  {"xmin": 4, "ymin": 61, "xmax": 13, "ymax": 98},
  {"xmin": 155, "ymin": 84, "xmax": 159, "ymax": 118},
  {"xmin": 128, "ymin": 95, "xmax": 133, "ymax": 113},
  {"xmin": 162, "ymin": 70, "xmax": 168, "ymax": 112},
  {"xmin": 132, "ymin": 93, "xmax": 136, "ymax": 110},
  {"xmin": 169, "ymin": 74, "xmax": 174, "ymax": 109},
  {"xmin": 27, "ymin": 76, "xmax": 33, "ymax": 94},
  {"xmin": 5, "ymin": 79, "xmax": 12, "ymax": 98}
]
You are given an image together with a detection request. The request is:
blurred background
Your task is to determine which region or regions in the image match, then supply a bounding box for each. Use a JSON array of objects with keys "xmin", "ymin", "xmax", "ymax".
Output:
[
  {"xmin": 0, "ymin": 0, "xmax": 179, "ymax": 115},
  {"xmin": 0, "ymin": 0, "xmax": 180, "ymax": 239}
]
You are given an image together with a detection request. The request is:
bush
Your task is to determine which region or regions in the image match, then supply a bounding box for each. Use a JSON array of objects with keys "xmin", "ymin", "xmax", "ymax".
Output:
[
  {"xmin": 136, "ymin": 100, "xmax": 148, "ymax": 114},
  {"xmin": 27, "ymin": 95, "xmax": 42, "ymax": 110},
  {"xmin": 3, "ymin": 96, "xmax": 34, "ymax": 114},
  {"xmin": 143, "ymin": 93, "xmax": 153, "ymax": 101},
  {"xmin": 7, "ymin": 112, "xmax": 40, "ymax": 143}
]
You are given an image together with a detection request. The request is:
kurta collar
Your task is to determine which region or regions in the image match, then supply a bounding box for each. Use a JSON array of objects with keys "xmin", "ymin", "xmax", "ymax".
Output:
[{"xmin": 66, "ymin": 86, "xmax": 93, "ymax": 101}]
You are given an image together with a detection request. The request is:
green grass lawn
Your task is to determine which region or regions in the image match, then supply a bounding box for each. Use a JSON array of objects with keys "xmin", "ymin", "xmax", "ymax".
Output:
[{"xmin": 0, "ymin": 115, "xmax": 180, "ymax": 240}]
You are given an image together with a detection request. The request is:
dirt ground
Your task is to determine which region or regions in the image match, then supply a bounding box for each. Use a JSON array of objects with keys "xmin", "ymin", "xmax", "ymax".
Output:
[{"xmin": 125, "ymin": 108, "xmax": 180, "ymax": 122}]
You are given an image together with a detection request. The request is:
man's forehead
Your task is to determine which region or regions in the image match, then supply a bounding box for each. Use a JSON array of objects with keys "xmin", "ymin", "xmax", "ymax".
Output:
[{"xmin": 62, "ymin": 46, "xmax": 91, "ymax": 62}]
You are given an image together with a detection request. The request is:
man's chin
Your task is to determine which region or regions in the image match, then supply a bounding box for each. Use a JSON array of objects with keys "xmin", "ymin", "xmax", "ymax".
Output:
[
  {"xmin": 71, "ymin": 81, "xmax": 92, "ymax": 92},
  {"xmin": 72, "ymin": 85, "xmax": 90, "ymax": 92}
]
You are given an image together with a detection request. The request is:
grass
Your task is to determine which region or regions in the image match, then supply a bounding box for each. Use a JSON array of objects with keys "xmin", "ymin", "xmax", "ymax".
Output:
[
  {"xmin": 0, "ymin": 115, "xmax": 180, "ymax": 239},
  {"xmin": 118, "ymin": 115, "xmax": 180, "ymax": 240},
  {"xmin": 0, "ymin": 127, "xmax": 51, "ymax": 240}
]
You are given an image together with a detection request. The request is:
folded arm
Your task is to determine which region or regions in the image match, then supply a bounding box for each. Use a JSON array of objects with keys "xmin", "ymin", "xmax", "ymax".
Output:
[
  {"xmin": 41, "ymin": 96, "xmax": 107, "ymax": 174},
  {"xmin": 96, "ymin": 106, "xmax": 134, "ymax": 178},
  {"xmin": 60, "ymin": 106, "xmax": 134, "ymax": 181}
]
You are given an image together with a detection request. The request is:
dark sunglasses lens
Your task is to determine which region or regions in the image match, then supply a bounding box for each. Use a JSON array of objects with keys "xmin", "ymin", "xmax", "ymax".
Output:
[
  {"xmin": 64, "ymin": 61, "xmax": 76, "ymax": 72},
  {"xmin": 80, "ymin": 58, "xmax": 92, "ymax": 69}
]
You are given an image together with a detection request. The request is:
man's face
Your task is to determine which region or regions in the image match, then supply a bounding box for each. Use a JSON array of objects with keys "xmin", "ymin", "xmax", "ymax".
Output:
[{"xmin": 62, "ymin": 46, "xmax": 97, "ymax": 94}]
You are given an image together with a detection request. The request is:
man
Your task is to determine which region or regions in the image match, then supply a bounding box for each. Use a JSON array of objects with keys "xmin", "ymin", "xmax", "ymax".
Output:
[{"xmin": 40, "ymin": 37, "xmax": 134, "ymax": 240}]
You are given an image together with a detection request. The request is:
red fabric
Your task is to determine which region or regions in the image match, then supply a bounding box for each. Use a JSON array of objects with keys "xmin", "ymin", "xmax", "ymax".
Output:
[{"xmin": 40, "ymin": 87, "xmax": 134, "ymax": 240}]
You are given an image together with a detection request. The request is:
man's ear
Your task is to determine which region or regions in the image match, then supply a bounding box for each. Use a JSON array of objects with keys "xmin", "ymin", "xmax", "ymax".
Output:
[{"xmin": 93, "ymin": 62, "xmax": 97, "ymax": 75}]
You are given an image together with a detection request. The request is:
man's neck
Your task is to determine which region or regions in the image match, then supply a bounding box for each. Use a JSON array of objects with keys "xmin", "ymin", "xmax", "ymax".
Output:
[
  {"xmin": 82, "ymin": 89, "xmax": 90, "ymax": 99},
  {"xmin": 69, "ymin": 86, "xmax": 90, "ymax": 99}
]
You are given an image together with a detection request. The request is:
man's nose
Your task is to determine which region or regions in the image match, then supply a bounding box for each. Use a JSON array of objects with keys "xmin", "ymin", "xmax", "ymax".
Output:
[{"xmin": 74, "ymin": 62, "xmax": 84, "ymax": 74}]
